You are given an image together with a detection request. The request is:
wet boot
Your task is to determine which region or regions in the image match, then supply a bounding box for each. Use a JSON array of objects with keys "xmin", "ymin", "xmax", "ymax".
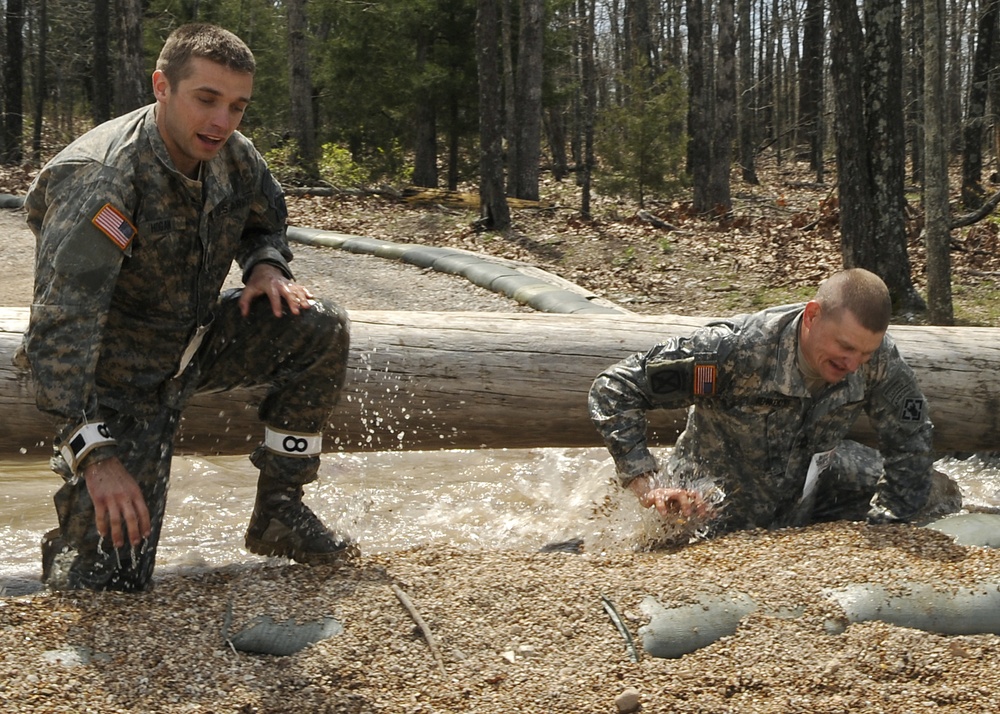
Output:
[
  {"xmin": 40, "ymin": 528, "xmax": 72, "ymax": 588},
  {"xmin": 244, "ymin": 447, "xmax": 357, "ymax": 564}
]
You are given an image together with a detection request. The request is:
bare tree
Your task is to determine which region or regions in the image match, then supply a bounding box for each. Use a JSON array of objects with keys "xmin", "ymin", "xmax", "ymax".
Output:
[
  {"xmin": 864, "ymin": 0, "xmax": 922, "ymax": 310},
  {"xmin": 905, "ymin": 0, "xmax": 924, "ymax": 184},
  {"xmin": 686, "ymin": 0, "xmax": 710, "ymax": 200},
  {"xmin": 799, "ymin": 0, "xmax": 824, "ymax": 179},
  {"xmin": 737, "ymin": 0, "xmax": 758, "ymax": 184},
  {"xmin": 830, "ymin": 0, "xmax": 922, "ymax": 311},
  {"xmin": 30, "ymin": 0, "xmax": 47, "ymax": 162},
  {"xmin": 286, "ymin": 0, "xmax": 318, "ymax": 181},
  {"xmin": 93, "ymin": 0, "xmax": 112, "ymax": 124},
  {"xmin": 114, "ymin": 0, "xmax": 145, "ymax": 115},
  {"xmin": 412, "ymin": 29, "xmax": 439, "ymax": 189},
  {"xmin": 2, "ymin": 0, "xmax": 24, "ymax": 164},
  {"xmin": 924, "ymin": 0, "xmax": 954, "ymax": 324},
  {"xmin": 688, "ymin": 0, "xmax": 734, "ymax": 214},
  {"xmin": 477, "ymin": 0, "xmax": 511, "ymax": 230},
  {"xmin": 830, "ymin": 0, "xmax": 876, "ymax": 268},
  {"xmin": 961, "ymin": 0, "xmax": 998, "ymax": 209},
  {"xmin": 578, "ymin": 0, "xmax": 597, "ymax": 219},
  {"xmin": 706, "ymin": 0, "xmax": 735, "ymax": 212},
  {"xmin": 508, "ymin": 0, "xmax": 544, "ymax": 200}
]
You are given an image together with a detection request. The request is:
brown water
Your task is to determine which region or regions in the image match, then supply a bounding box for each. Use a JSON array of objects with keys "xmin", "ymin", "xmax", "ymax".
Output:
[{"xmin": 2, "ymin": 448, "xmax": 998, "ymax": 589}]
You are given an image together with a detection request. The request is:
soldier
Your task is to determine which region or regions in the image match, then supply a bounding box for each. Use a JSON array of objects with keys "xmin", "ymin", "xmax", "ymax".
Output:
[
  {"xmin": 20, "ymin": 23, "xmax": 355, "ymax": 591},
  {"xmin": 589, "ymin": 268, "xmax": 959, "ymax": 535}
]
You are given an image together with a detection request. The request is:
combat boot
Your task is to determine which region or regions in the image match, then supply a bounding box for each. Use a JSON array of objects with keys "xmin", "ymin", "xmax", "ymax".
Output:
[
  {"xmin": 41, "ymin": 528, "xmax": 72, "ymax": 589},
  {"xmin": 244, "ymin": 447, "xmax": 357, "ymax": 564}
]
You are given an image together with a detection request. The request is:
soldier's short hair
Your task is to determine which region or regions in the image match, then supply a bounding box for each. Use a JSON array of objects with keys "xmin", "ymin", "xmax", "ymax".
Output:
[
  {"xmin": 815, "ymin": 268, "xmax": 891, "ymax": 333},
  {"xmin": 156, "ymin": 23, "xmax": 256, "ymax": 86}
]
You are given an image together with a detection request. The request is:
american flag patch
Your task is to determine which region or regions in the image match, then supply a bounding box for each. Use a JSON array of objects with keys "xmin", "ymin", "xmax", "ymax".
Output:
[
  {"xmin": 91, "ymin": 203, "xmax": 136, "ymax": 250},
  {"xmin": 693, "ymin": 363, "xmax": 717, "ymax": 396}
]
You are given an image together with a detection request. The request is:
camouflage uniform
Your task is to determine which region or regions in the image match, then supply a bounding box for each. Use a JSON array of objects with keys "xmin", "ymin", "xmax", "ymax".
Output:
[
  {"xmin": 22, "ymin": 104, "xmax": 351, "ymax": 591},
  {"xmin": 589, "ymin": 303, "xmax": 935, "ymax": 533}
]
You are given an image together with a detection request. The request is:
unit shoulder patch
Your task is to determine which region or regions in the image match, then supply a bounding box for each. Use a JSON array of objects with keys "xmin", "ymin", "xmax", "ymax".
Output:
[{"xmin": 900, "ymin": 396, "xmax": 926, "ymax": 423}]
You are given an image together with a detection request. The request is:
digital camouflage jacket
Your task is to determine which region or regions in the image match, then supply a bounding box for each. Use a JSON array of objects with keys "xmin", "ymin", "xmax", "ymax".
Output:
[
  {"xmin": 589, "ymin": 303, "xmax": 934, "ymax": 528},
  {"xmin": 24, "ymin": 104, "xmax": 291, "ymax": 433}
]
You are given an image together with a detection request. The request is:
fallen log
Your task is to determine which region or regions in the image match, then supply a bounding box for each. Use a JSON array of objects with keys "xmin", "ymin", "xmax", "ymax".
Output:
[{"xmin": 3, "ymin": 308, "xmax": 1000, "ymax": 456}]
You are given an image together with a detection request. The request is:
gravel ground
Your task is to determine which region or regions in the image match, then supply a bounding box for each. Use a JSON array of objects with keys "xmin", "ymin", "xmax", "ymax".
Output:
[
  {"xmin": 2, "ymin": 524, "xmax": 999, "ymax": 713},
  {"xmin": 3, "ymin": 206, "xmax": 1000, "ymax": 713}
]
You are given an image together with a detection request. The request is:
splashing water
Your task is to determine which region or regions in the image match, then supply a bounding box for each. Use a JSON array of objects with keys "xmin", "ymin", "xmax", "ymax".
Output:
[{"xmin": 1, "ymin": 448, "xmax": 997, "ymax": 584}]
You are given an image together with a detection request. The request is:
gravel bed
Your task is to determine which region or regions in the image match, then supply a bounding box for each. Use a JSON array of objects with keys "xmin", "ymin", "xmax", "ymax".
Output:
[
  {"xmin": 2, "ymin": 523, "xmax": 999, "ymax": 713},
  {"xmin": 3, "ymin": 208, "xmax": 1000, "ymax": 713}
]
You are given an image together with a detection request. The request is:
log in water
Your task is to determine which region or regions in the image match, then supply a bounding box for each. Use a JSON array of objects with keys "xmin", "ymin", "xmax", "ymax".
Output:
[{"xmin": 2, "ymin": 308, "xmax": 999, "ymax": 456}]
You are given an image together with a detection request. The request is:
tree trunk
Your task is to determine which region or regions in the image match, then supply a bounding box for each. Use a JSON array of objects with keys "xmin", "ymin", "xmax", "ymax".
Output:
[
  {"xmin": 412, "ymin": 100, "xmax": 439, "ymax": 188},
  {"xmin": 508, "ymin": 0, "xmax": 544, "ymax": 200},
  {"xmin": 626, "ymin": 0, "xmax": 656, "ymax": 74},
  {"xmin": 114, "ymin": 0, "xmax": 145, "ymax": 115},
  {"xmin": 578, "ymin": 0, "xmax": 597, "ymax": 220},
  {"xmin": 412, "ymin": 31, "xmax": 439, "ymax": 189},
  {"xmin": 687, "ymin": 0, "xmax": 712, "ymax": 209},
  {"xmin": 799, "ymin": 0, "xmax": 824, "ymax": 178},
  {"xmin": 760, "ymin": 0, "xmax": 776, "ymax": 158},
  {"xmin": 737, "ymin": 0, "xmax": 758, "ymax": 185},
  {"xmin": 93, "ymin": 0, "xmax": 112, "ymax": 124},
  {"xmin": 545, "ymin": 106, "xmax": 568, "ymax": 181},
  {"xmin": 447, "ymin": 95, "xmax": 460, "ymax": 191},
  {"xmin": 864, "ymin": 0, "xmax": 924, "ymax": 312},
  {"xmin": 2, "ymin": 0, "xmax": 24, "ymax": 165},
  {"xmin": 961, "ymin": 0, "xmax": 998, "ymax": 209},
  {"xmin": 924, "ymin": 0, "xmax": 954, "ymax": 325},
  {"xmin": 287, "ymin": 0, "xmax": 319, "ymax": 181},
  {"xmin": 4, "ymin": 308, "xmax": 999, "ymax": 456},
  {"xmin": 30, "ymin": 0, "xmax": 46, "ymax": 163},
  {"xmin": 502, "ymin": 0, "xmax": 516, "ymax": 172},
  {"xmin": 906, "ymin": 0, "xmax": 925, "ymax": 184},
  {"xmin": 830, "ymin": 0, "xmax": 877, "ymax": 271},
  {"xmin": 477, "ymin": 0, "xmax": 511, "ymax": 229},
  {"xmin": 706, "ymin": 0, "xmax": 735, "ymax": 213}
]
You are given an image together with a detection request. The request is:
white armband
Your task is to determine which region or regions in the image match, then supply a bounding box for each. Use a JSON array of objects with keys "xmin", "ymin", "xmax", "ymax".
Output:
[
  {"xmin": 60, "ymin": 422, "xmax": 116, "ymax": 474},
  {"xmin": 264, "ymin": 427, "xmax": 322, "ymax": 457}
]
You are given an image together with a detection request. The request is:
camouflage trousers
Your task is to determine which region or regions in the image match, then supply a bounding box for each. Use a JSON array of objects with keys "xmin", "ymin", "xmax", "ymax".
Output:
[
  {"xmin": 788, "ymin": 440, "xmax": 885, "ymax": 526},
  {"xmin": 43, "ymin": 291, "xmax": 351, "ymax": 591},
  {"xmin": 696, "ymin": 440, "xmax": 902, "ymax": 534}
]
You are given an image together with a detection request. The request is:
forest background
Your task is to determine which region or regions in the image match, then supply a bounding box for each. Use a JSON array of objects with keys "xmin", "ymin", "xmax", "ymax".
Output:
[{"xmin": 2, "ymin": 0, "xmax": 1000, "ymax": 325}]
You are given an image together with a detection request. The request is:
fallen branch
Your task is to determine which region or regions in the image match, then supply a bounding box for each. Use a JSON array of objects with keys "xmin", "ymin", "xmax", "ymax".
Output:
[
  {"xmin": 284, "ymin": 185, "xmax": 402, "ymax": 200},
  {"xmin": 635, "ymin": 210, "xmax": 677, "ymax": 231},
  {"xmin": 391, "ymin": 583, "xmax": 446, "ymax": 676}
]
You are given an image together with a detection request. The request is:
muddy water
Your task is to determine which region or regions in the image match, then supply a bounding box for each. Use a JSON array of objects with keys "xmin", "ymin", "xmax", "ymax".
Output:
[
  {"xmin": 2, "ymin": 449, "xmax": 998, "ymax": 588},
  {"xmin": 0, "ymin": 448, "xmax": 623, "ymax": 583}
]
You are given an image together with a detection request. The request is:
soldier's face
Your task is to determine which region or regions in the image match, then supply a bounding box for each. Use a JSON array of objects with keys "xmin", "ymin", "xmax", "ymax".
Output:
[
  {"xmin": 152, "ymin": 57, "xmax": 253, "ymax": 178},
  {"xmin": 800, "ymin": 301, "xmax": 884, "ymax": 384}
]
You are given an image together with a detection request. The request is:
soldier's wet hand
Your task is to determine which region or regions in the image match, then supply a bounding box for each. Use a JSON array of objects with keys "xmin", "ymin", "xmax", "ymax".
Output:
[
  {"xmin": 241, "ymin": 263, "xmax": 315, "ymax": 317},
  {"xmin": 629, "ymin": 473, "xmax": 711, "ymax": 519},
  {"xmin": 83, "ymin": 457, "xmax": 151, "ymax": 549},
  {"xmin": 643, "ymin": 487, "xmax": 712, "ymax": 519}
]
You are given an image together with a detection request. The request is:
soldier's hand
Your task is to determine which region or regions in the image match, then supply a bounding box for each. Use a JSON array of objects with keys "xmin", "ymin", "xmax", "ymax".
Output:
[
  {"xmin": 241, "ymin": 263, "xmax": 314, "ymax": 318},
  {"xmin": 629, "ymin": 474, "xmax": 711, "ymax": 519},
  {"xmin": 83, "ymin": 457, "xmax": 151, "ymax": 549}
]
